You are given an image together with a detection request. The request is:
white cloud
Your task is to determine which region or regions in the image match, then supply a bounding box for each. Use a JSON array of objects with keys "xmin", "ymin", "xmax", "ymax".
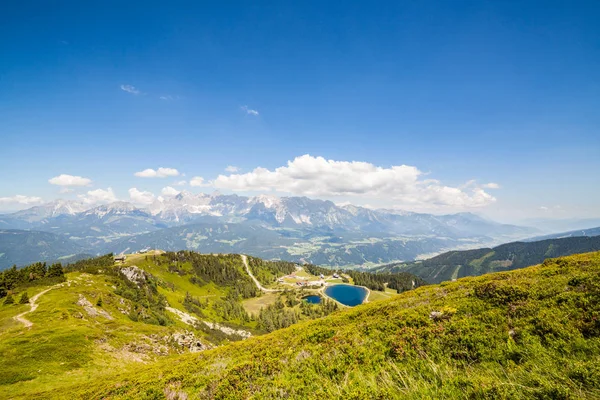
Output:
[
  {"xmin": 173, "ymin": 180, "xmax": 187, "ymax": 186},
  {"xmin": 78, "ymin": 188, "xmax": 117, "ymax": 205},
  {"xmin": 129, "ymin": 188, "xmax": 155, "ymax": 205},
  {"xmin": 241, "ymin": 105, "xmax": 259, "ymax": 116},
  {"xmin": 161, "ymin": 186, "xmax": 180, "ymax": 196},
  {"xmin": 49, "ymin": 174, "xmax": 92, "ymax": 187},
  {"xmin": 212, "ymin": 154, "xmax": 497, "ymax": 209},
  {"xmin": 482, "ymin": 182, "xmax": 501, "ymax": 189},
  {"xmin": 134, "ymin": 167, "xmax": 180, "ymax": 178},
  {"xmin": 120, "ymin": 84, "xmax": 141, "ymax": 95},
  {"xmin": 159, "ymin": 95, "xmax": 177, "ymax": 101},
  {"xmin": 0, "ymin": 195, "xmax": 43, "ymax": 205},
  {"xmin": 59, "ymin": 187, "xmax": 75, "ymax": 194},
  {"xmin": 225, "ymin": 166, "xmax": 239, "ymax": 173},
  {"xmin": 539, "ymin": 205, "xmax": 561, "ymax": 212},
  {"xmin": 190, "ymin": 176, "xmax": 207, "ymax": 187}
]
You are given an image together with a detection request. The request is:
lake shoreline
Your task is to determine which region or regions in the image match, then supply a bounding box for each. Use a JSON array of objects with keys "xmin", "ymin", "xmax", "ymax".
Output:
[{"xmin": 321, "ymin": 283, "xmax": 370, "ymax": 307}]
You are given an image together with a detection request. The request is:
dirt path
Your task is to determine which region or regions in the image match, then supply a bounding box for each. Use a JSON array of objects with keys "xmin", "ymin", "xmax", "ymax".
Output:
[
  {"xmin": 240, "ymin": 254, "xmax": 282, "ymax": 293},
  {"xmin": 165, "ymin": 306, "xmax": 251, "ymax": 339},
  {"xmin": 13, "ymin": 283, "xmax": 63, "ymax": 328}
]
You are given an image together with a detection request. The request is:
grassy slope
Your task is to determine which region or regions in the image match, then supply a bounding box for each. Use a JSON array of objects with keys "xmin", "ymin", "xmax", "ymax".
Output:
[
  {"xmin": 122, "ymin": 253, "xmax": 232, "ymax": 324},
  {"xmin": 1, "ymin": 252, "xmax": 376, "ymax": 399},
  {"xmin": 28, "ymin": 251, "xmax": 600, "ymax": 400},
  {"xmin": 0, "ymin": 271, "xmax": 196, "ymax": 399}
]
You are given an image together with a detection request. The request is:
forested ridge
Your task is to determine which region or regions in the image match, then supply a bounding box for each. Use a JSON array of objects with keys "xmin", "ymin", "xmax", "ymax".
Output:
[
  {"xmin": 375, "ymin": 235, "xmax": 600, "ymax": 283},
  {"xmin": 347, "ymin": 270, "xmax": 427, "ymax": 292}
]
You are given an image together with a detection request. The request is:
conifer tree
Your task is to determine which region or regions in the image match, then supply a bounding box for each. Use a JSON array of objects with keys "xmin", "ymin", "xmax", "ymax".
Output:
[
  {"xmin": 3, "ymin": 294, "xmax": 14, "ymax": 305},
  {"xmin": 19, "ymin": 292, "xmax": 29, "ymax": 304}
]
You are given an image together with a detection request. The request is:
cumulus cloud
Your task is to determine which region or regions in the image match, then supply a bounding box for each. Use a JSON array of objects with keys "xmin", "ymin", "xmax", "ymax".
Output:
[
  {"xmin": 482, "ymin": 182, "xmax": 501, "ymax": 189},
  {"xmin": 120, "ymin": 84, "xmax": 141, "ymax": 95},
  {"xmin": 0, "ymin": 195, "xmax": 43, "ymax": 205},
  {"xmin": 225, "ymin": 166, "xmax": 239, "ymax": 173},
  {"xmin": 129, "ymin": 188, "xmax": 155, "ymax": 205},
  {"xmin": 49, "ymin": 174, "xmax": 92, "ymax": 187},
  {"xmin": 161, "ymin": 186, "xmax": 180, "ymax": 196},
  {"xmin": 78, "ymin": 188, "xmax": 118, "ymax": 205},
  {"xmin": 241, "ymin": 105, "xmax": 259, "ymax": 116},
  {"xmin": 173, "ymin": 180, "xmax": 187, "ymax": 186},
  {"xmin": 190, "ymin": 176, "xmax": 207, "ymax": 187},
  {"xmin": 134, "ymin": 167, "xmax": 180, "ymax": 178},
  {"xmin": 212, "ymin": 154, "xmax": 497, "ymax": 209}
]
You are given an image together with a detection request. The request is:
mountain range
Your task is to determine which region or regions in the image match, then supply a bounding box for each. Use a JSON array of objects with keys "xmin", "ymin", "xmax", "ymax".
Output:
[{"xmin": 0, "ymin": 192, "xmax": 539, "ymax": 269}]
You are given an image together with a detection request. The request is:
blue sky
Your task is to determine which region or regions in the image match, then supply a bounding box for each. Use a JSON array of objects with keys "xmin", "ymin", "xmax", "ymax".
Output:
[{"xmin": 1, "ymin": 1, "xmax": 599, "ymax": 222}]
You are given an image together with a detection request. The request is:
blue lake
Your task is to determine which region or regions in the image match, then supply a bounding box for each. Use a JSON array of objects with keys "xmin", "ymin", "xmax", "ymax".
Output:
[
  {"xmin": 303, "ymin": 295, "xmax": 322, "ymax": 304},
  {"xmin": 324, "ymin": 284, "xmax": 368, "ymax": 306}
]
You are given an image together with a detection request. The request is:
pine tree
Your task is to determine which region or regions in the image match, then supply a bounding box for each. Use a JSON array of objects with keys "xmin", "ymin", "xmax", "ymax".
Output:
[
  {"xmin": 3, "ymin": 294, "xmax": 15, "ymax": 305},
  {"xmin": 19, "ymin": 292, "xmax": 29, "ymax": 304},
  {"xmin": 47, "ymin": 263, "xmax": 64, "ymax": 278},
  {"xmin": 96, "ymin": 296, "xmax": 103, "ymax": 307}
]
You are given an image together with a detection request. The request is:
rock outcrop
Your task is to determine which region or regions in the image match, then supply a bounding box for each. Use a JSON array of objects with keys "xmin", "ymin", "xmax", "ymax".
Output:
[{"xmin": 77, "ymin": 294, "xmax": 113, "ymax": 320}]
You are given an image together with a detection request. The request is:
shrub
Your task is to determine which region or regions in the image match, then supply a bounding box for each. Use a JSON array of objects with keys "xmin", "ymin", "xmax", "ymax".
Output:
[{"xmin": 474, "ymin": 282, "xmax": 528, "ymax": 305}]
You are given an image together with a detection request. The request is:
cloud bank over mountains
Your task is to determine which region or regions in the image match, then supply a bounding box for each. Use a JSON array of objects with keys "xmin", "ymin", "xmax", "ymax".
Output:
[
  {"xmin": 2, "ymin": 155, "xmax": 499, "ymax": 211},
  {"xmin": 212, "ymin": 155, "xmax": 497, "ymax": 209}
]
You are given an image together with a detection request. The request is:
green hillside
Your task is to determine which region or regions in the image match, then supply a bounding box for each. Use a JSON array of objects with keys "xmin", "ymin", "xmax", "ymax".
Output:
[
  {"xmin": 375, "ymin": 235, "xmax": 600, "ymax": 283},
  {"xmin": 13, "ymin": 250, "xmax": 600, "ymax": 399},
  {"xmin": 1, "ymin": 250, "xmax": 420, "ymax": 398}
]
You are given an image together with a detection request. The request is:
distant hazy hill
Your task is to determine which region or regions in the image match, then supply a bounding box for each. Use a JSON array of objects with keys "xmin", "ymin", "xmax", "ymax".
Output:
[
  {"xmin": 525, "ymin": 226, "xmax": 600, "ymax": 242},
  {"xmin": 373, "ymin": 235, "xmax": 600, "ymax": 283},
  {"xmin": 0, "ymin": 229, "xmax": 85, "ymax": 268}
]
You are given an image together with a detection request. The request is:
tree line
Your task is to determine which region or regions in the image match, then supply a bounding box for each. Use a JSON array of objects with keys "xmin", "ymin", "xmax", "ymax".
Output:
[
  {"xmin": 346, "ymin": 270, "xmax": 426, "ymax": 292},
  {"xmin": 0, "ymin": 261, "xmax": 65, "ymax": 299},
  {"xmin": 246, "ymin": 256, "xmax": 297, "ymax": 286},
  {"xmin": 160, "ymin": 251, "xmax": 258, "ymax": 298},
  {"xmin": 257, "ymin": 294, "xmax": 339, "ymax": 332},
  {"xmin": 304, "ymin": 263, "xmax": 341, "ymax": 277}
]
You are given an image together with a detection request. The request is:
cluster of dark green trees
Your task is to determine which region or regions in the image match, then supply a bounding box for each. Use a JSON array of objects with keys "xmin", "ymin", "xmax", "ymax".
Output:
[
  {"xmin": 257, "ymin": 294, "xmax": 339, "ymax": 332},
  {"xmin": 161, "ymin": 251, "xmax": 259, "ymax": 298},
  {"xmin": 299, "ymin": 297, "xmax": 339, "ymax": 319},
  {"xmin": 64, "ymin": 253, "xmax": 114, "ymax": 274},
  {"xmin": 257, "ymin": 299, "xmax": 300, "ymax": 332},
  {"xmin": 0, "ymin": 261, "xmax": 65, "ymax": 299},
  {"xmin": 113, "ymin": 267, "xmax": 171, "ymax": 326},
  {"xmin": 212, "ymin": 290, "xmax": 251, "ymax": 323},
  {"xmin": 304, "ymin": 263, "xmax": 340, "ymax": 277},
  {"xmin": 246, "ymin": 256, "xmax": 296, "ymax": 286},
  {"xmin": 183, "ymin": 292, "xmax": 208, "ymax": 318},
  {"xmin": 346, "ymin": 270, "xmax": 427, "ymax": 292}
]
